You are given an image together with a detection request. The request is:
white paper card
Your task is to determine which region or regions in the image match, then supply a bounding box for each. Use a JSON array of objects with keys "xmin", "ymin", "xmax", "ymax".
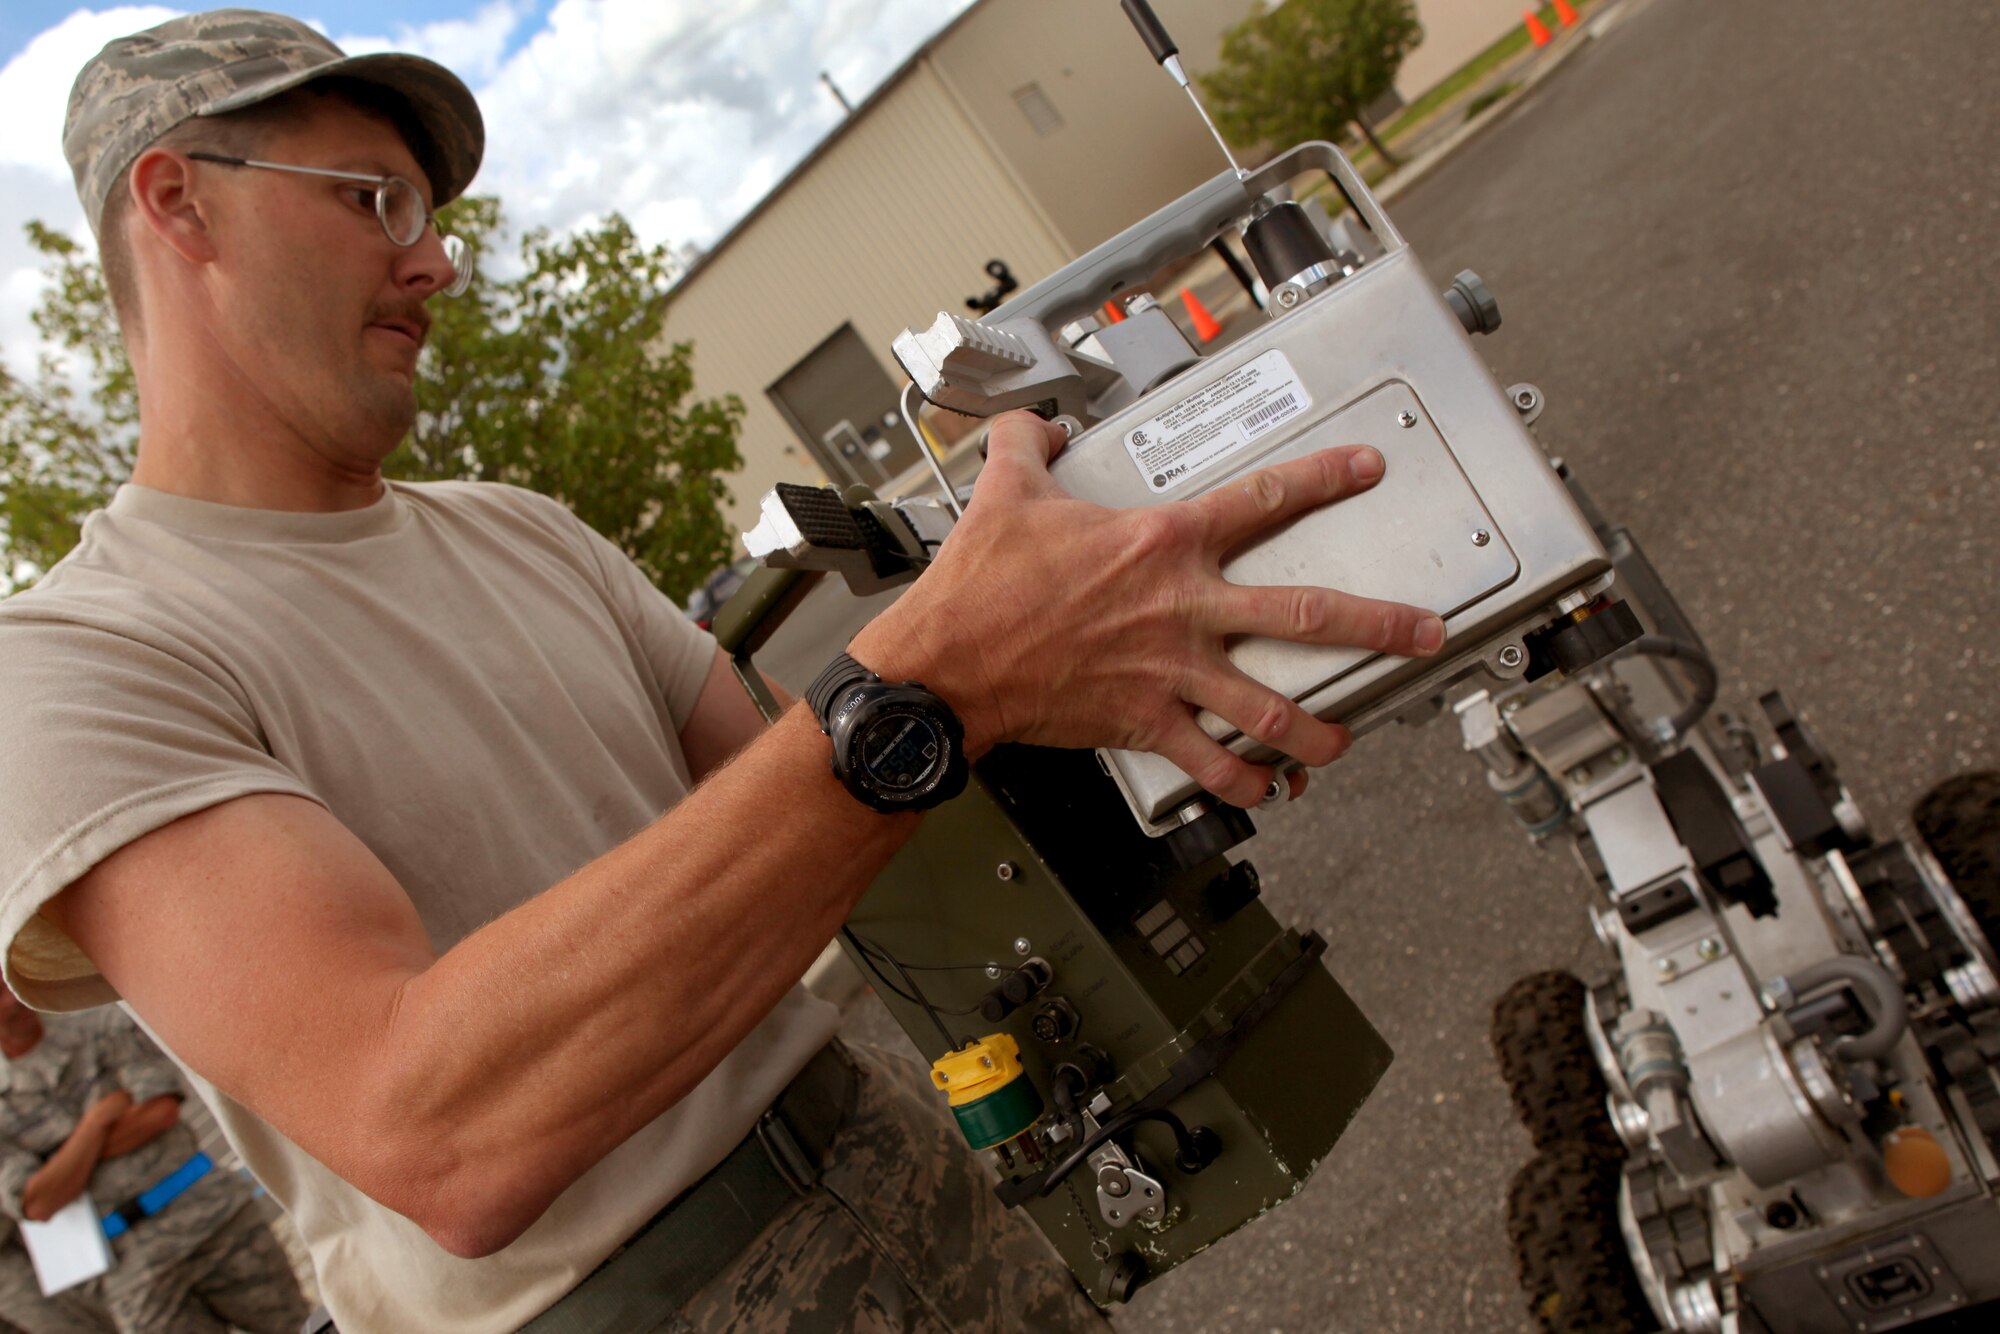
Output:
[{"xmin": 19, "ymin": 1195, "xmax": 114, "ymax": 1296}]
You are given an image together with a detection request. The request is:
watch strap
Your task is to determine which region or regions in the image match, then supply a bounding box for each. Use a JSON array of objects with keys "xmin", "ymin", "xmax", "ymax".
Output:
[{"xmin": 806, "ymin": 652, "xmax": 876, "ymax": 729}]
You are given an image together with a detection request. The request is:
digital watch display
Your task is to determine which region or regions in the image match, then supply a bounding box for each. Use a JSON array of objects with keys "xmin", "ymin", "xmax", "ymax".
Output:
[{"xmin": 808, "ymin": 653, "xmax": 968, "ymax": 812}]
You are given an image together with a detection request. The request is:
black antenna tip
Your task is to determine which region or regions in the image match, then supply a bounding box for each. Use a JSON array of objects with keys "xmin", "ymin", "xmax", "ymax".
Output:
[{"xmin": 1120, "ymin": 0, "xmax": 1178, "ymax": 64}]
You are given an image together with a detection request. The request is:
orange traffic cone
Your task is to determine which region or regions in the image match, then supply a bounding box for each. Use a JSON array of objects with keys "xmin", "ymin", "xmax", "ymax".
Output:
[
  {"xmin": 1102, "ymin": 299, "xmax": 1125, "ymax": 324},
  {"xmin": 1523, "ymin": 8, "xmax": 1553, "ymax": 47},
  {"xmin": 1552, "ymin": 0, "xmax": 1579, "ymax": 26},
  {"xmin": 1181, "ymin": 288, "xmax": 1222, "ymax": 342}
]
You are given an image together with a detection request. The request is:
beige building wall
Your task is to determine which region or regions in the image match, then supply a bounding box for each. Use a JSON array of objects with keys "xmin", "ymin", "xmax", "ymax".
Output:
[
  {"xmin": 927, "ymin": 0, "xmax": 1261, "ymax": 256},
  {"xmin": 663, "ymin": 62, "xmax": 1070, "ymax": 537},
  {"xmin": 667, "ymin": 0, "xmax": 1518, "ymax": 542},
  {"xmin": 1398, "ymin": 0, "xmax": 1524, "ymax": 102}
]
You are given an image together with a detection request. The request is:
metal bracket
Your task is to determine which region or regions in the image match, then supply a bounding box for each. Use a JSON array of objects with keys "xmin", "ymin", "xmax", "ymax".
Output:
[{"xmin": 1083, "ymin": 1104, "xmax": 1167, "ymax": 1229}]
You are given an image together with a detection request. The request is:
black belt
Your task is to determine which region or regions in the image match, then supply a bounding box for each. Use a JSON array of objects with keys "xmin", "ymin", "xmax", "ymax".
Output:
[{"xmin": 517, "ymin": 1041, "xmax": 857, "ymax": 1334}]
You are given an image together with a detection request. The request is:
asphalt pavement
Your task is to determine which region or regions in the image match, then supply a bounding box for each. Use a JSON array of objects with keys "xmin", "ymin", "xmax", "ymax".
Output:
[{"xmin": 828, "ymin": 0, "xmax": 1999, "ymax": 1328}]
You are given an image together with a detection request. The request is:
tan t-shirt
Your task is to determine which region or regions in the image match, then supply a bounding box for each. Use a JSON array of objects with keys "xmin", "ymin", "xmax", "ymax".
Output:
[{"xmin": 0, "ymin": 481, "xmax": 839, "ymax": 1332}]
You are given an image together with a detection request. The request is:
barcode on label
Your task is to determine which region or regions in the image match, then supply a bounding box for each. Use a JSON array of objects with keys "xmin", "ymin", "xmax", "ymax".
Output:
[{"xmin": 1241, "ymin": 392, "xmax": 1301, "ymax": 439}]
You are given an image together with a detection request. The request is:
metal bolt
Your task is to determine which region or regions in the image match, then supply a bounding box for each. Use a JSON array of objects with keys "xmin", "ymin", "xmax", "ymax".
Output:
[
  {"xmin": 980, "ymin": 1055, "xmax": 993, "ymax": 1068},
  {"xmin": 1397, "ymin": 411, "xmax": 1417, "ymax": 428},
  {"xmin": 984, "ymin": 965, "xmax": 1003, "ymax": 979},
  {"xmin": 1655, "ymin": 958, "xmax": 1679, "ymax": 980},
  {"xmin": 1472, "ymin": 529, "xmax": 1491, "ymax": 547},
  {"xmin": 1568, "ymin": 765, "xmax": 1592, "ymax": 785},
  {"xmin": 1502, "ymin": 697, "xmax": 1524, "ymax": 715},
  {"xmin": 1515, "ymin": 388, "xmax": 1536, "ymax": 409},
  {"xmin": 1608, "ymin": 747, "xmax": 1631, "ymax": 767},
  {"xmin": 1014, "ymin": 937, "xmax": 1031, "ymax": 955},
  {"xmin": 996, "ymin": 861, "xmax": 1019, "ymax": 881},
  {"xmin": 1275, "ymin": 286, "xmax": 1301, "ymax": 309},
  {"xmin": 1497, "ymin": 644, "xmax": 1525, "ymax": 669},
  {"xmin": 1697, "ymin": 938, "xmax": 1723, "ymax": 961}
]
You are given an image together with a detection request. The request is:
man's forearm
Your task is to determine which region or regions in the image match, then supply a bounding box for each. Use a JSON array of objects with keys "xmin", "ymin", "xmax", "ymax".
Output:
[
  {"xmin": 20, "ymin": 1119, "xmax": 112, "ymax": 1221},
  {"xmin": 372, "ymin": 704, "xmax": 917, "ymax": 1255},
  {"xmin": 101, "ymin": 1096, "xmax": 181, "ymax": 1158}
]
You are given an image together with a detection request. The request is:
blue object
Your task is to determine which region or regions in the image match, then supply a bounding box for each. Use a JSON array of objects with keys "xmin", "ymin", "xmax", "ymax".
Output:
[{"xmin": 102, "ymin": 1152, "xmax": 212, "ymax": 1239}]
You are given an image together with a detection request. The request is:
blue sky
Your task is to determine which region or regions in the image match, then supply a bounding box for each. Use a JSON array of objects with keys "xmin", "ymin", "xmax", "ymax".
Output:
[
  {"xmin": 0, "ymin": 1, "xmax": 552, "ymax": 65},
  {"xmin": 0, "ymin": 0, "xmax": 976, "ymax": 375}
]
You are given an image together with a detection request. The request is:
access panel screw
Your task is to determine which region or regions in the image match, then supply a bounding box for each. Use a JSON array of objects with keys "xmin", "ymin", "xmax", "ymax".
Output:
[
  {"xmin": 1397, "ymin": 411, "xmax": 1417, "ymax": 428},
  {"xmin": 996, "ymin": 861, "xmax": 1019, "ymax": 881},
  {"xmin": 1472, "ymin": 529, "xmax": 1492, "ymax": 547}
]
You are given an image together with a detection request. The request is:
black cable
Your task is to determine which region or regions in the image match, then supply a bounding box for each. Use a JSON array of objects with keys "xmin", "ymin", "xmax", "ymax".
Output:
[
  {"xmin": 847, "ymin": 935, "xmax": 1028, "ymax": 976},
  {"xmin": 842, "ymin": 927, "xmax": 960, "ymax": 1048},
  {"xmin": 1029, "ymin": 1107, "xmax": 1208, "ymax": 1203},
  {"xmin": 1626, "ymin": 634, "xmax": 1718, "ymax": 742}
]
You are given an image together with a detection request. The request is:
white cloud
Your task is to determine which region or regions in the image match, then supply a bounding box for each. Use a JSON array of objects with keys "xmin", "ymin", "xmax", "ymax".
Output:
[
  {"xmin": 331, "ymin": 0, "xmax": 533, "ymax": 86},
  {"xmin": 0, "ymin": 6, "xmax": 183, "ymax": 178},
  {"xmin": 0, "ymin": 0, "xmax": 975, "ymax": 377},
  {"xmin": 0, "ymin": 6, "xmax": 181, "ymax": 373},
  {"xmin": 436, "ymin": 0, "xmax": 976, "ymax": 250}
]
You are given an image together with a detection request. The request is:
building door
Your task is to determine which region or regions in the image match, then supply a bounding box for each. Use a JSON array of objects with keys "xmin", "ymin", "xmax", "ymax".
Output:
[{"xmin": 767, "ymin": 325, "xmax": 919, "ymax": 489}]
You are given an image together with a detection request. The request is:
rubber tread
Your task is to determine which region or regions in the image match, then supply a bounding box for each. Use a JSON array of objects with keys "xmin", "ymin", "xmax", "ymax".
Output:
[
  {"xmin": 1506, "ymin": 1142, "xmax": 1659, "ymax": 1334},
  {"xmin": 1491, "ymin": 971, "xmax": 1621, "ymax": 1152},
  {"xmin": 1915, "ymin": 771, "xmax": 2000, "ymax": 945}
]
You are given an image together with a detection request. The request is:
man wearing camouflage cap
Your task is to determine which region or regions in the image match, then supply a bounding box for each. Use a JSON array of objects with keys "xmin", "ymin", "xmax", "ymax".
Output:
[{"xmin": 0, "ymin": 7, "xmax": 1441, "ymax": 1333}]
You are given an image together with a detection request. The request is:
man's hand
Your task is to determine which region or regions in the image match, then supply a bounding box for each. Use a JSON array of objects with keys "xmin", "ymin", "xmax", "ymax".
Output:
[
  {"xmin": 852, "ymin": 411, "xmax": 1444, "ymax": 808},
  {"xmin": 85, "ymin": 1089, "xmax": 134, "ymax": 1128}
]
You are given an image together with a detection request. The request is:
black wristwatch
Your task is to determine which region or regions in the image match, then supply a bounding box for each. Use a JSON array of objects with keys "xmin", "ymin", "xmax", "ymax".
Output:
[{"xmin": 807, "ymin": 652, "xmax": 968, "ymax": 813}]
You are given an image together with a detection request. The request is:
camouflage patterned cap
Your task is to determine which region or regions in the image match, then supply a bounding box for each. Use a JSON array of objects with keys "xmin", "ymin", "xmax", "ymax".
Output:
[{"xmin": 64, "ymin": 8, "xmax": 484, "ymax": 237}]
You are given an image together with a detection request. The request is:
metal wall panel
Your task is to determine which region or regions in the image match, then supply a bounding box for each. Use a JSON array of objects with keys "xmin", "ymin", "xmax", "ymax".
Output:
[{"xmin": 662, "ymin": 63, "xmax": 1069, "ymax": 537}]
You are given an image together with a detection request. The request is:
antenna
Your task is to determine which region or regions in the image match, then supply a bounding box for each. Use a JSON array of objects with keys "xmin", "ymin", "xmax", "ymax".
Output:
[{"xmin": 1119, "ymin": 0, "xmax": 1244, "ymax": 178}]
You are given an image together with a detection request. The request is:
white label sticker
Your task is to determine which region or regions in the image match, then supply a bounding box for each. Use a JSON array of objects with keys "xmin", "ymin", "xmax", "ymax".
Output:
[{"xmin": 1123, "ymin": 348, "xmax": 1312, "ymax": 494}]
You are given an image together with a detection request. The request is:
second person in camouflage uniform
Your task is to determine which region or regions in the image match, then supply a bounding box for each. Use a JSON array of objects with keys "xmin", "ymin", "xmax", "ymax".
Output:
[{"xmin": 0, "ymin": 992, "xmax": 305, "ymax": 1334}]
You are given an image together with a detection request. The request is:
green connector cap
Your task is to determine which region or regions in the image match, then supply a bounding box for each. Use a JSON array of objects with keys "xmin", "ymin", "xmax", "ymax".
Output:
[{"xmin": 950, "ymin": 1074, "xmax": 1045, "ymax": 1150}]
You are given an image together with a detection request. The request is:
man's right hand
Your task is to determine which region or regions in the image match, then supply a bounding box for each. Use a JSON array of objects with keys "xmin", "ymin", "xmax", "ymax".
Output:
[
  {"xmin": 851, "ymin": 410, "xmax": 1445, "ymax": 809},
  {"xmin": 85, "ymin": 1089, "xmax": 134, "ymax": 1129}
]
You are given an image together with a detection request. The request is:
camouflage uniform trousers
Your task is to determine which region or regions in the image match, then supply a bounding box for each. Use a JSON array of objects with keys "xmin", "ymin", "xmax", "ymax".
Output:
[
  {"xmin": 672, "ymin": 1042, "xmax": 1111, "ymax": 1333},
  {"xmin": 0, "ymin": 1236, "xmax": 110, "ymax": 1334},
  {"xmin": 81, "ymin": 1201, "xmax": 306, "ymax": 1334}
]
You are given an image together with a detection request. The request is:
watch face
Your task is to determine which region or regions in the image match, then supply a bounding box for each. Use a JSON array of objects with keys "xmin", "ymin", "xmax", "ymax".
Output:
[{"xmin": 857, "ymin": 708, "xmax": 946, "ymax": 793}]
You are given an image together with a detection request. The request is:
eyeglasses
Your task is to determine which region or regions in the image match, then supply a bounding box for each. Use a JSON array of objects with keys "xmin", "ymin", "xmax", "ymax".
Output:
[{"xmin": 187, "ymin": 152, "xmax": 474, "ymax": 298}]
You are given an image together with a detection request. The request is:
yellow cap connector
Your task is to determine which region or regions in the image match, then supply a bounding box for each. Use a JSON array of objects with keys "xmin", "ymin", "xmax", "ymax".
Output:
[
  {"xmin": 931, "ymin": 1034, "xmax": 1025, "ymax": 1106},
  {"xmin": 930, "ymin": 1034, "xmax": 1045, "ymax": 1150}
]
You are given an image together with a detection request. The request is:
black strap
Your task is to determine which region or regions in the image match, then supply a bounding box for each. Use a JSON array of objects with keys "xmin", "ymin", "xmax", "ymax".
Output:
[
  {"xmin": 805, "ymin": 652, "xmax": 874, "ymax": 728},
  {"xmin": 517, "ymin": 1043, "xmax": 856, "ymax": 1334}
]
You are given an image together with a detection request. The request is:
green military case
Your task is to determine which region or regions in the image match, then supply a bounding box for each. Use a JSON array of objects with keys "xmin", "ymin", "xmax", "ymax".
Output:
[{"xmin": 715, "ymin": 566, "xmax": 1391, "ymax": 1305}]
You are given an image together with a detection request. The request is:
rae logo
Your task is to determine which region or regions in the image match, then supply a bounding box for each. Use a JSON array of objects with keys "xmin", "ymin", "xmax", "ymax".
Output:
[{"xmin": 1153, "ymin": 462, "xmax": 1189, "ymax": 489}]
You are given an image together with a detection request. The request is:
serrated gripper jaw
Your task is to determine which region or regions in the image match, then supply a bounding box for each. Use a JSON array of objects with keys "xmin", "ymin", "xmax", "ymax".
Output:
[{"xmin": 892, "ymin": 311, "xmax": 1087, "ymax": 422}]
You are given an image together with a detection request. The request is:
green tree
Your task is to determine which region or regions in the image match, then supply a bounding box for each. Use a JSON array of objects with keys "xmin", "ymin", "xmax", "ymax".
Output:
[
  {"xmin": 0, "ymin": 223, "xmax": 137, "ymax": 591},
  {"xmin": 393, "ymin": 199, "xmax": 744, "ymax": 602},
  {"xmin": 1202, "ymin": 0, "xmax": 1423, "ymax": 168},
  {"xmin": 0, "ymin": 203, "xmax": 743, "ymax": 605}
]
